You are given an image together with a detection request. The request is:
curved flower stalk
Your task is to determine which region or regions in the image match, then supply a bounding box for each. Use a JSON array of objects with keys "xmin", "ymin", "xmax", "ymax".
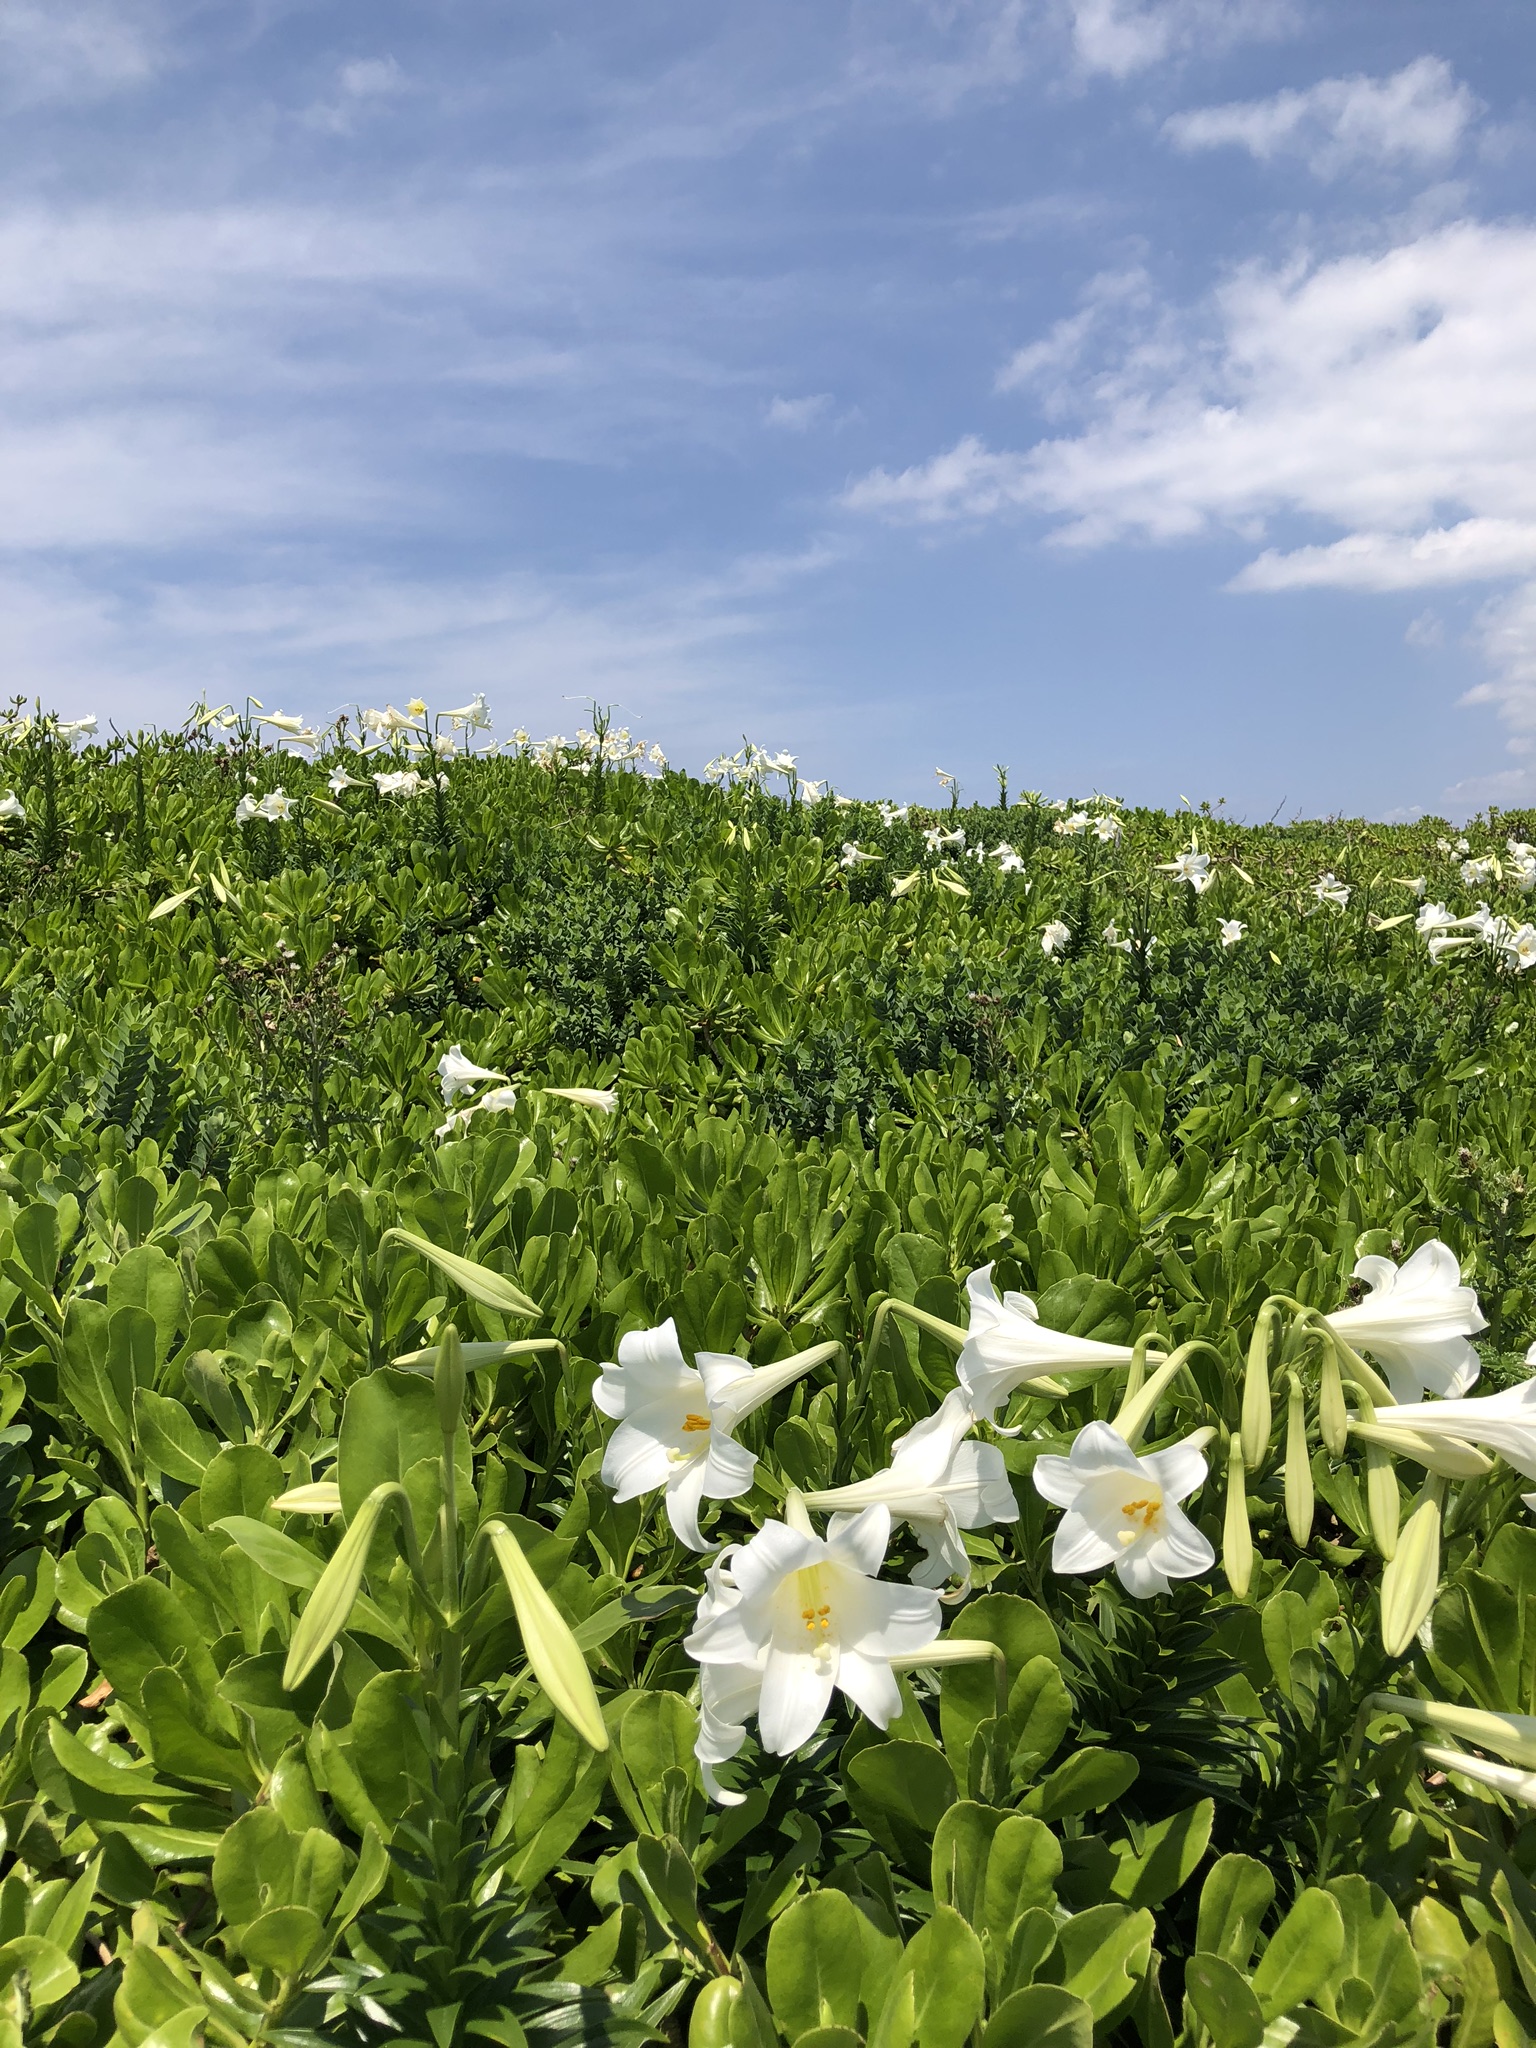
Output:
[
  {"xmin": 956, "ymin": 1265, "xmax": 1137, "ymax": 1424},
  {"xmin": 798, "ymin": 1388, "xmax": 1018, "ymax": 1594},
  {"xmin": 685, "ymin": 1500, "xmax": 941, "ymax": 1801},
  {"xmin": 1321, "ymin": 1239, "xmax": 1486, "ymax": 1401},
  {"xmin": 593, "ymin": 1321, "xmax": 837, "ymax": 1548},
  {"xmin": 1032, "ymin": 1420, "xmax": 1215, "ymax": 1598}
]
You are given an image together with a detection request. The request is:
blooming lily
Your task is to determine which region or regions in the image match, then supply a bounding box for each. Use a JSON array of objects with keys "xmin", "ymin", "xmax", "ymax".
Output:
[
  {"xmin": 594, "ymin": 1324, "xmax": 829, "ymax": 1548},
  {"xmin": 1040, "ymin": 919, "xmax": 1070, "ymax": 957},
  {"xmin": 0, "ymin": 791, "xmax": 26, "ymax": 823},
  {"xmin": 1361, "ymin": 1373, "xmax": 1536, "ymax": 1491},
  {"xmin": 543, "ymin": 1085, "xmax": 619, "ymax": 1112},
  {"xmin": 799, "ymin": 1388, "xmax": 1018, "ymax": 1591},
  {"xmin": 436, "ymin": 1044, "xmax": 507, "ymax": 1104},
  {"xmin": 1032, "ymin": 1420, "xmax": 1214, "ymax": 1598},
  {"xmin": 255, "ymin": 790, "xmax": 293, "ymax": 822},
  {"xmin": 956, "ymin": 1265, "xmax": 1136, "ymax": 1424},
  {"xmin": 684, "ymin": 1501, "xmax": 941, "ymax": 1792},
  {"xmin": 1322, "ymin": 1239, "xmax": 1486, "ymax": 1401},
  {"xmin": 1219, "ymin": 919, "xmax": 1245, "ymax": 947},
  {"xmin": 1313, "ymin": 872, "xmax": 1351, "ymax": 907},
  {"xmin": 1159, "ymin": 851, "xmax": 1212, "ymax": 892},
  {"xmin": 328, "ymin": 768, "xmax": 359, "ymax": 794},
  {"xmin": 435, "ymin": 1083, "xmax": 519, "ymax": 1140}
]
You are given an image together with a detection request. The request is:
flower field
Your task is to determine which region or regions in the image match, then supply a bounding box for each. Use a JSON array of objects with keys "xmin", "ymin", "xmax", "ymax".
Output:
[{"xmin": 4, "ymin": 705, "xmax": 1536, "ymax": 2047}]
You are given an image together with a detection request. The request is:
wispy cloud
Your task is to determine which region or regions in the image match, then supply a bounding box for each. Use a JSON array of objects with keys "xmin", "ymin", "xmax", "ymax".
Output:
[
  {"xmin": 1067, "ymin": 0, "xmax": 1298, "ymax": 80},
  {"xmin": 1165, "ymin": 57, "xmax": 1478, "ymax": 177},
  {"xmin": 0, "ymin": 0, "xmax": 165, "ymax": 105}
]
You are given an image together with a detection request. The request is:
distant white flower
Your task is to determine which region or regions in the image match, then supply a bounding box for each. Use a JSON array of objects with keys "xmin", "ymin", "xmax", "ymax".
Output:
[
  {"xmin": 876, "ymin": 803, "xmax": 909, "ymax": 827},
  {"xmin": 1428, "ymin": 933, "xmax": 1478, "ymax": 963},
  {"xmin": 56, "ymin": 715, "xmax": 97, "ymax": 738},
  {"xmin": 1416, "ymin": 901, "xmax": 1457, "ymax": 934},
  {"xmin": 255, "ymin": 790, "xmax": 293, "ymax": 822},
  {"xmin": 956, "ymin": 1265, "xmax": 1135, "ymax": 1424},
  {"xmin": 1461, "ymin": 857, "xmax": 1495, "ymax": 888},
  {"xmin": 800, "ymin": 778, "xmax": 827, "ymax": 803},
  {"xmin": 1033, "ymin": 1421, "xmax": 1214, "ymax": 1598},
  {"xmin": 649, "ymin": 744, "xmax": 667, "ymax": 769},
  {"xmin": 1159, "ymin": 850, "xmax": 1212, "ymax": 893},
  {"xmin": 1092, "ymin": 815, "xmax": 1122, "ymax": 843},
  {"xmin": 1053, "ymin": 811, "xmax": 1090, "ymax": 837},
  {"xmin": 1509, "ymin": 839, "xmax": 1535, "ymax": 861},
  {"xmin": 374, "ymin": 769, "xmax": 424, "ymax": 798},
  {"xmin": 840, "ymin": 842, "xmax": 880, "ymax": 868},
  {"xmin": 594, "ymin": 1322, "xmax": 825, "ymax": 1549},
  {"xmin": 1102, "ymin": 921, "xmax": 1131, "ymax": 952},
  {"xmin": 1397, "ymin": 876, "xmax": 1427, "ymax": 898},
  {"xmin": 0, "ymin": 791, "xmax": 25, "ymax": 824},
  {"xmin": 328, "ymin": 768, "xmax": 359, "ymax": 794},
  {"xmin": 684, "ymin": 1504, "xmax": 941, "ymax": 1781},
  {"xmin": 543, "ymin": 1085, "xmax": 619, "ymax": 1112},
  {"xmin": 445, "ymin": 692, "xmax": 492, "ymax": 729},
  {"xmin": 436, "ymin": 1044, "xmax": 507, "ymax": 1105},
  {"xmin": 1504, "ymin": 923, "xmax": 1536, "ymax": 971},
  {"xmin": 234, "ymin": 794, "xmax": 258, "ymax": 825},
  {"xmin": 800, "ymin": 1388, "xmax": 1018, "ymax": 1591},
  {"xmin": 435, "ymin": 1084, "xmax": 519, "ymax": 1139},
  {"xmin": 924, "ymin": 826, "xmax": 965, "ymax": 853},
  {"xmin": 1313, "ymin": 872, "xmax": 1351, "ymax": 907},
  {"xmin": 1040, "ymin": 919, "xmax": 1070, "ymax": 957},
  {"xmin": 1514, "ymin": 857, "xmax": 1536, "ymax": 893},
  {"xmin": 1219, "ymin": 919, "xmax": 1246, "ymax": 947},
  {"xmin": 1322, "ymin": 1239, "xmax": 1487, "ymax": 1401}
]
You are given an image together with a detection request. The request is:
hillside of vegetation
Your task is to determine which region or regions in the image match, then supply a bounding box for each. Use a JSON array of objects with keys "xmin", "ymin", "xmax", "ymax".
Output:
[{"xmin": 1, "ymin": 707, "xmax": 1535, "ymax": 2048}]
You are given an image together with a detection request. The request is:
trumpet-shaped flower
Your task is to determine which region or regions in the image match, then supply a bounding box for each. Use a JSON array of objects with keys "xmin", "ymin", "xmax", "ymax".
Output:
[
  {"xmin": 956, "ymin": 1265, "xmax": 1136, "ymax": 1424},
  {"xmin": 1420, "ymin": 1745, "xmax": 1536, "ymax": 1810},
  {"xmin": 1159, "ymin": 850, "xmax": 1212, "ymax": 892},
  {"xmin": 593, "ymin": 1322, "xmax": 825, "ymax": 1547},
  {"xmin": 1365, "ymin": 1372, "xmax": 1536, "ymax": 1489},
  {"xmin": 800, "ymin": 1389, "xmax": 1018, "ymax": 1589},
  {"xmin": 1219, "ymin": 919, "xmax": 1246, "ymax": 946},
  {"xmin": 234, "ymin": 793, "xmax": 258, "ymax": 824},
  {"xmin": 1323, "ymin": 1239, "xmax": 1486, "ymax": 1401},
  {"xmin": 1033, "ymin": 1421, "xmax": 1214, "ymax": 1598},
  {"xmin": 840, "ymin": 842, "xmax": 880, "ymax": 868},
  {"xmin": 544, "ymin": 1085, "xmax": 619, "ymax": 1112},
  {"xmin": 255, "ymin": 789, "xmax": 293, "ymax": 822},
  {"xmin": 374, "ymin": 768, "xmax": 424, "ymax": 798},
  {"xmin": 1502, "ymin": 924, "xmax": 1536, "ymax": 972},
  {"xmin": 1398, "ymin": 876, "xmax": 1427, "ymax": 898},
  {"xmin": 0, "ymin": 791, "xmax": 26, "ymax": 823},
  {"xmin": 56, "ymin": 715, "xmax": 97, "ymax": 738},
  {"xmin": 445, "ymin": 692, "xmax": 492, "ymax": 728},
  {"xmin": 1041, "ymin": 919, "xmax": 1070, "ymax": 957},
  {"xmin": 1461, "ymin": 857, "xmax": 1496, "ymax": 888},
  {"xmin": 1313, "ymin": 872, "xmax": 1351, "ymax": 907},
  {"xmin": 1092, "ymin": 815, "xmax": 1122, "ymax": 843},
  {"xmin": 435, "ymin": 1083, "xmax": 519, "ymax": 1140},
  {"xmin": 436, "ymin": 1044, "xmax": 507, "ymax": 1104},
  {"xmin": 684, "ymin": 1503, "xmax": 941, "ymax": 1778},
  {"xmin": 1416, "ymin": 901, "xmax": 1459, "ymax": 935},
  {"xmin": 327, "ymin": 768, "xmax": 359, "ymax": 794}
]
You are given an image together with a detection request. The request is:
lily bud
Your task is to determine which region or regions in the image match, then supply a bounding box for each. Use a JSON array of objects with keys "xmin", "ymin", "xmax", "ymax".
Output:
[
  {"xmin": 1241, "ymin": 1306, "xmax": 1276, "ymax": 1472},
  {"xmin": 435, "ymin": 1323, "xmax": 466, "ymax": 1440},
  {"xmin": 1372, "ymin": 1695, "xmax": 1536, "ymax": 1769},
  {"xmin": 1355, "ymin": 1389, "xmax": 1400, "ymax": 1560},
  {"xmin": 1318, "ymin": 1344, "xmax": 1348, "ymax": 1457},
  {"xmin": 1223, "ymin": 1432, "xmax": 1253, "ymax": 1599},
  {"xmin": 1379, "ymin": 1480, "xmax": 1444, "ymax": 1658},
  {"xmin": 1284, "ymin": 1372, "xmax": 1313, "ymax": 1547}
]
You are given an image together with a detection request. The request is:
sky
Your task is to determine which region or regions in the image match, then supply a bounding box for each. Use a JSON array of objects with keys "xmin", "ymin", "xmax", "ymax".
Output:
[{"xmin": 3, "ymin": 0, "xmax": 1536, "ymax": 817}]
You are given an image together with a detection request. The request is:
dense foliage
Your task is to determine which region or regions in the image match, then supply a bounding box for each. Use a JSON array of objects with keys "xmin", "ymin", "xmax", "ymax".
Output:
[{"xmin": 3, "ymin": 708, "xmax": 1536, "ymax": 2048}]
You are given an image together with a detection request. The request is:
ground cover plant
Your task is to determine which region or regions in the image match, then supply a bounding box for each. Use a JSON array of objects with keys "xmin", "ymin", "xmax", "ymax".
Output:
[{"xmin": 4, "ymin": 702, "xmax": 1536, "ymax": 2047}]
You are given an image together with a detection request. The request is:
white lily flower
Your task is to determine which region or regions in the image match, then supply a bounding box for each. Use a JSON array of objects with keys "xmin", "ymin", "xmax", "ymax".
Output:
[
  {"xmin": 1420, "ymin": 1746, "xmax": 1536, "ymax": 1811},
  {"xmin": 877, "ymin": 803, "xmax": 909, "ymax": 826},
  {"xmin": 1461, "ymin": 857, "xmax": 1496, "ymax": 887},
  {"xmin": 799, "ymin": 1389, "xmax": 1018, "ymax": 1591},
  {"xmin": 1497, "ymin": 922, "xmax": 1536, "ymax": 970},
  {"xmin": 1219, "ymin": 919, "xmax": 1246, "ymax": 946},
  {"xmin": 375, "ymin": 769, "xmax": 424, "ymax": 798},
  {"xmin": 1428, "ymin": 933, "xmax": 1479, "ymax": 963},
  {"xmin": 1313, "ymin": 872, "xmax": 1351, "ymax": 907},
  {"xmin": 434, "ymin": 1083, "xmax": 519, "ymax": 1139},
  {"xmin": 1322, "ymin": 1239, "xmax": 1486, "ymax": 1401},
  {"xmin": 1159, "ymin": 850, "xmax": 1212, "ymax": 892},
  {"xmin": 923, "ymin": 825, "xmax": 966, "ymax": 853},
  {"xmin": 234, "ymin": 794, "xmax": 258, "ymax": 825},
  {"xmin": 255, "ymin": 789, "xmax": 293, "ymax": 822},
  {"xmin": 0, "ymin": 791, "xmax": 25, "ymax": 823},
  {"xmin": 1416, "ymin": 901, "xmax": 1458, "ymax": 934},
  {"xmin": 1033, "ymin": 1420, "xmax": 1215, "ymax": 1598},
  {"xmin": 1040, "ymin": 919, "xmax": 1070, "ymax": 956},
  {"xmin": 840, "ymin": 842, "xmax": 880, "ymax": 868},
  {"xmin": 1397, "ymin": 876, "xmax": 1427, "ymax": 898},
  {"xmin": 327, "ymin": 768, "xmax": 359, "ymax": 794},
  {"xmin": 684, "ymin": 1502, "xmax": 941, "ymax": 1778},
  {"xmin": 1514, "ymin": 857, "xmax": 1536, "ymax": 893},
  {"xmin": 1053, "ymin": 811, "xmax": 1090, "ymax": 837},
  {"xmin": 956, "ymin": 1265, "xmax": 1135, "ymax": 1424},
  {"xmin": 1365, "ymin": 1372, "xmax": 1536, "ymax": 1492},
  {"xmin": 1092, "ymin": 815, "xmax": 1122, "ymax": 843},
  {"xmin": 593, "ymin": 1321, "xmax": 824, "ymax": 1548},
  {"xmin": 56, "ymin": 715, "xmax": 97, "ymax": 738},
  {"xmin": 436, "ymin": 1044, "xmax": 507, "ymax": 1105},
  {"xmin": 543, "ymin": 1086, "xmax": 619, "ymax": 1112},
  {"xmin": 445, "ymin": 692, "xmax": 492, "ymax": 728}
]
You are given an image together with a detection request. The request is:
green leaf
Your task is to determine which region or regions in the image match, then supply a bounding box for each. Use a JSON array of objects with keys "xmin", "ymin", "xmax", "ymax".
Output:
[
  {"xmin": 1007, "ymin": 1655, "xmax": 1073, "ymax": 1781},
  {"xmin": 981, "ymin": 1986, "xmax": 1093, "ymax": 2048},
  {"xmin": 1196, "ymin": 1855, "xmax": 1276, "ymax": 1970},
  {"xmin": 0, "ymin": 1935, "xmax": 78, "ymax": 2010},
  {"xmin": 931, "ymin": 1801, "xmax": 1006, "ymax": 1926},
  {"xmin": 1252, "ymin": 1890, "xmax": 1346, "ymax": 2023},
  {"xmin": 766, "ymin": 1887, "xmax": 865, "ymax": 2037},
  {"xmin": 983, "ymin": 1816, "xmax": 1062, "ymax": 1937},
  {"xmin": 240, "ymin": 1903, "xmax": 326, "ymax": 1975},
  {"xmin": 1183, "ymin": 1954, "xmax": 1265, "ymax": 2048},
  {"xmin": 1019, "ymin": 1747, "xmax": 1138, "ymax": 1823},
  {"xmin": 1109, "ymin": 1798, "xmax": 1213, "ymax": 1910},
  {"xmin": 939, "ymin": 1595, "xmax": 1058, "ymax": 1767},
  {"xmin": 214, "ymin": 1808, "xmax": 297, "ymax": 1928},
  {"xmin": 87, "ymin": 1577, "xmax": 225, "ymax": 1717},
  {"xmin": 845, "ymin": 1741, "xmax": 959, "ymax": 1872},
  {"xmin": 902, "ymin": 1904, "xmax": 985, "ymax": 2048},
  {"xmin": 1053, "ymin": 1903, "xmax": 1154, "ymax": 2024},
  {"xmin": 337, "ymin": 1367, "xmax": 471, "ymax": 1532},
  {"xmin": 133, "ymin": 1390, "xmax": 218, "ymax": 1484},
  {"xmin": 107, "ymin": 1244, "xmax": 185, "ymax": 1364}
]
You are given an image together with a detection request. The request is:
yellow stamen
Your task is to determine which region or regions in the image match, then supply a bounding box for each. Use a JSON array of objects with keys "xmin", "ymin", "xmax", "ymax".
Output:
[
  {"xmin": 1120, "ymin": 1496, "xmax": 1161, "ymax": 1530},
  {"xmin": 681, "ymin": 1413, "xmax": 711, "ymax": 1433}
]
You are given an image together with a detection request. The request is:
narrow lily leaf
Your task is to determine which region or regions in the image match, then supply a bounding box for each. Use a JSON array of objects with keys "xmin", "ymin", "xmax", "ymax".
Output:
[
  {"xmin": 148, "ymin": 887, "xmax": 199, "ymax": 920},
  {"xmin": 483, "ymin": 1518, "xmax": 608, "ymax": 1750},
  {"xmin": 283, "ymin": 1483, "xmax": 397, "ymax": 1690},
  {"xmin": 382, "ymin": 1228, "xmax": 541, "ymax": 1318}
]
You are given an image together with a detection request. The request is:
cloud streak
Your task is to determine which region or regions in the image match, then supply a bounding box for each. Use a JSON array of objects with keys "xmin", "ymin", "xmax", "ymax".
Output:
[{"xmin": 1164, "ymin": 57, "xmax": 1478, "ymax": 177}]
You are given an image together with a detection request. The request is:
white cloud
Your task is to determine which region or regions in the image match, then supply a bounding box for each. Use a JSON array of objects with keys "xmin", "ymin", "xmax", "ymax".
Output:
[
  {"xmin": 1405, "ymin": 610, "xmax": 1444, "ymax": 649},
  {"xmin": 1068, "ymin": 0, "xmax": 1296, "ymax": 80},
  {"xmin": 845, "ymin": 218, "xmax": 1536, "ymax": 760},
  {"xmin": 1165, "ymin": 57, "xmax": 1478, "ymax": 177},
  {"xmin": 339, "ymin": 56, "xmax": 403, "ymax": 100},
  {"xmin": 765, "ymin": 393, "xmax": 833, "ymax": 431},
  {"xmin": 0, "ymin": 0, "xmax": 162, "ymax": 104}
]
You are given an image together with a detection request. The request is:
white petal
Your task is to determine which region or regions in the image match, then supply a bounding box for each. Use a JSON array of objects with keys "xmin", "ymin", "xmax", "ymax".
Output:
[
  {"xmin": 602, "ymin": 1424, "xmax": 674, "ymax": 1502},
  {"xmin": 1143, "ymin": 1437, "xmax": 1209, "ymax": 1504},
  {"xmin": 1115, "ymin": 1547, "xmax": 1171, "ymax": 1598},
  {"xmin": 836, "ymin": 1651, "xmax": 902, "ymax": 1728},
  {"xmin": 1352, "ymin": 1254, "xmax": 1399, "ymax": 1297},
  {"xmin": 1050, "ymin": 1509, "xmax": 1119, "ymax": 1574},
  {"xmin": 666, "ymin": 1454, "xmax": 714, "ymax": 1551},
  {"xmin": 824, "ymin": 1503, "xmax": 893, "ymax": 1579},
  {"xmin": 1068, "ymin": 1420, "xmax": 1148, "ymax": 1479},
  {"xmin": 1033, "ymin": 1451, "xmax": 1085, "ymax": 1508},
  {"xmin": 701, "ymin": 1435, "xmax": 758, "ymax": 1500},
  {"xmin": 696, "ymin": 1351, "xmax": 756, "ymax": 1408},
  {"xmin": 758, "ymin": 1648, "xmax": 836, "ymax": 1754},
  {"xmin": 617, "ymin": 1318, "xmax": 694, "ymax": 1384},
  {"xmin": 729, "ymin": 1519, "xmax": 818, "ymax": 1605},
  {"xmin": 1146, "ymin": 1502, "xmax": 1215, "ymax": 1580}
]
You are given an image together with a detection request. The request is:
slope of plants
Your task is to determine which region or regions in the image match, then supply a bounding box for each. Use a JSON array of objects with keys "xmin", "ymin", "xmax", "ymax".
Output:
[{"xmin": 1, "ymin": 707, "xmax": 1536, "ymax": 2048}]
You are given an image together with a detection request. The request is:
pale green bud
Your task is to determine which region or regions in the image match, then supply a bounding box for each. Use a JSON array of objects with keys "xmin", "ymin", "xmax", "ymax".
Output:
[
  {"xmin": 1379, "ymin": 1482, "xmax": 1443, "ymax": 1658},
  {"xmin": 1223, "ymin": 1432, "xmax": 1253, "ymax": 1599},
  {"xmin": 1284, "ymin": 1372, "xmax": 1313, "ymax": 1548}
]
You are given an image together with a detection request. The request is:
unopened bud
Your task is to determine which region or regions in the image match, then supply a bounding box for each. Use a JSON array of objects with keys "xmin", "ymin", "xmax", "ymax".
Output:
[
  {"xmin": 1284, "ymin": 1372, "xmax": 1313, "ymax": 1547},
  {"xmin": 1241, "ymin": 1307, "xmax": 1275, "ymax": 1472},
  {"xmin": 1223, "ymin": 1432, "xmax": 1253, "ymax": 1599},
  {"xmin": 1380, "ymin": 1482, "xmax": 1443, "ymax": 1658},
  {"xmin": 1318, "ymin": 1344, "xmax": 1348, "ymax": 1457},
  {"xmin": 435, "ymin": 1323, "xmax": 466, "ymax": 1439}
]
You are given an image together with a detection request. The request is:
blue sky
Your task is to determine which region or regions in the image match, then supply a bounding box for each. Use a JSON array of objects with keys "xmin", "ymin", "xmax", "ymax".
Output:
[{"xmin": 4, "ymin": 0, "xmax": 1536, "ymax": 816}]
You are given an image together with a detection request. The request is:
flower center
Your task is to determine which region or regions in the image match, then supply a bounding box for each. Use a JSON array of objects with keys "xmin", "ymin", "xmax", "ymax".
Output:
[
  {"xmin": 681, "ymin": 1413, "xmax": 712, "ymax": 1433},
  {"xmin": 793, "ymin": 1564, "xmax": 834, "ymax": 1643},
  {"xmin": 1118, "ymin": 1495, "xmax": 1163, "ymax": 1544}
]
